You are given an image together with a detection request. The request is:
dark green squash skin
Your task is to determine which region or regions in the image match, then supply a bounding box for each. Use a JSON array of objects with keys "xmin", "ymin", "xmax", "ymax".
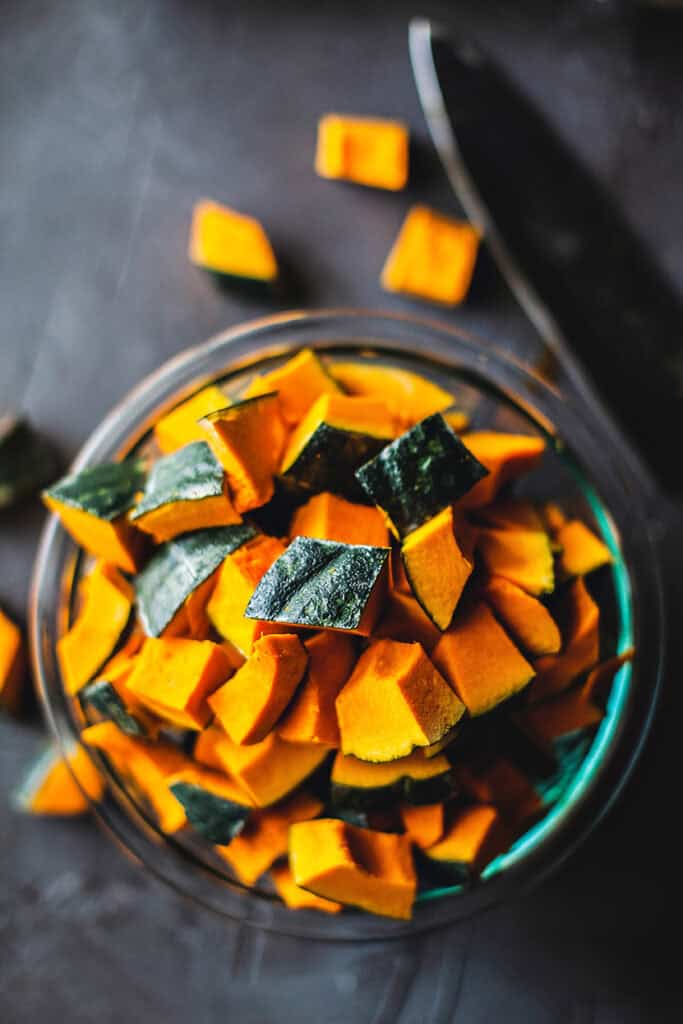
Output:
[
  {"xmin": 330, "ymin": 767, "xmax": 457, "ymax": 812},
  {"xmin": 356, "ymin": 414, "xmax": 488, "ymax": 537},
  {"xmin": 416, "ymin": 848, "xmax": 472, "ymax": 886},
  {"xmin": 45, "ymin": 459, "xmax": 146, "ymax": 521},
  {"xmin": 0, "ymin": 413, "xmax": 60, "ymax": 508},
  {"xmin": 201, "ymin": 391, "xmax": 279, "ymax": 425},
  {"xmin": 169, "ymin": 781, "xmax": 250, "ymax": 845},
  {"xmin": 245, "ymin": 536, "xmax": 389, "ymax": 631},
  {"xmin": 280, "ymin": 423, "xmax": 388, "ymax": 502},
  {"xmin": 131, "ymin": 441, "xmax": 225, "ymax": 519},
  {"xmin": 135, "ymin": 523, "xmax": 257, "ymax": 637},
  {"xmin": 81, "ymin": 680, "xmax": 149, "ymax": 738}
]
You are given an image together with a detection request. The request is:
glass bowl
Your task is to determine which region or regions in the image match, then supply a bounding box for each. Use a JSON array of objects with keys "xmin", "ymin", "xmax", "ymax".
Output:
[{"xmin": 29, "ymin": 309, "xmax": 664, "ymax": 940}]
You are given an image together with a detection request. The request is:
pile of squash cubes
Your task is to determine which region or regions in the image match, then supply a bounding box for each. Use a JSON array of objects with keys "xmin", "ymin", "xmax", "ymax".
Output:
[{"xmin": 44, "ymin": 349, "xmax": 626, "ymax": 919}]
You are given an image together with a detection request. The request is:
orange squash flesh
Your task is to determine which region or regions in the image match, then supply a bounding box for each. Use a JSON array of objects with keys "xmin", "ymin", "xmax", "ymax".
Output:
[
  {"xmin": 460, "ymin": 432, "xmax": 546, "ymax": 509},
  {"xmin": 432, "ymin": 600, "xmax": 535, "ymax": 716},
  {"xmin": 315, "ymin": 115, "xmax": 409, "ymax": 191},
  {"xmin": 424, "ymin": 805, "xmax": 507, "ymax": 875},
  {"xmin": 289, "ymin": 492, "xmax": 390, "ymax": 548},
  {"xmin": 281, "ymin": 393, "xmax": 396, "ymax": 474},
  {"xmin": 271, "ymin": 864, "xmax": 343, "ymax": 914},
  {"xmin": 518, "ymin": 690, "xmax": 603, "ymax": 744},
  {"xmin": 556, "ymin": 519, "xmax": 613, "ymax": 578},
  {"xmin": 456, "ymin": 758, "xmax": 543, "ymax": 826},
  {"xmin": 528, "ymin": 578, "xmax": 600, "ymax": 702},
  {"xmin": 478, "ymin": 525, "xmax": 555, "ymax": 597},
  {"xmin": 126, "ymin": 638, "xmax": 232, "ymax": 730},
  {"xmin": 336, "ymin": 639, "xmax": 465, "ymax": 762},
  {"xmin": 154, "ymin": 385, "xmax": 230, "ymax": 455},
  {"xmin": 289, "ymin": 818, "xmax": 417, "ymax": 919},
  {"xmin": 44, "ymin": 495, "xmax": 144, "ymax": 574},
  {"xmin": 246, "ymin": 349, "xmax": 340, "ymax": 427},
  {"xmin": 188, "ymin": 199, "xmax": 278, "ymax": 281},
  {"xmin": 193, "ymin": 724, "xmax": 229, "ymax": 772},
  {"xmin": 374, "ymin": 590, "xmax": 442, "ymax": 653},
  {"xmin": 161, "ymin": 570, "xmax": 221, "ymax": 641},
  {"xmin": 0, "ymin": 607, "xmax": 24, "ymax": 712},
  {"xmin": 132, "ymin": 493, "xmax": 241, "ymax": 544},
  {"xmin": 278, "ymin": 632, "xmax": 357, "ymax": 746},
  {"xmin": 580, "ymin": 649, "xmax": 634, "ymax": 706},
  {"xmin": 206, "ymin": 534, "xmax": 286, "ymax": 654},
  {"xmin": 16, "ymin": 743, "xmax": 104, "ymax": 816},
  {"xmin": 167, "ymin": 763, "xmax": 255, "ymax": 809},
  {"xmin": 57, "ymin": 562, "xmax": 134, "ymax": 696},
  {"xmin": 207, "ymin": 731, "xmax": 330, "ymax": 808},
  {"xmin": 201, "ymin": 394, "xmax": 286, "ymax": 513},
  {"xmin": 485, "ymin": 576, "xmax": 561, "ymax": 657},
  {"xmin": 329, "ymin": 362, "xmax": 454, "ymax": 429},
  {"xmin": 401, "ymin": 507, "xmax": 473, "ymax": 630},
  {"xmin": 208, "ymin": 634, "xmax": 308, "ymax": 745},
  {"xmin": 216, "ymin": 790, "xmax": 323, "ymax": 884},
  {"xmin": 400, "ymin": 802, "xmax": 445, "ymax": 849}
]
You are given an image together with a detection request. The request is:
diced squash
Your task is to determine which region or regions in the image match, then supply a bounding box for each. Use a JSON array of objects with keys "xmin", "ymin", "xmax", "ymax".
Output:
[
  {"xmin": 476, "ymin": 499, "xmax": 548, "ymax": 533},
  {"xmin": 374, "ymin": 590, "xmax": 441, "ymax": 653},
  {"xmin": 401, "ymin": 507, "xmax": 472, "ymax": 630},
  {"xmin": 315, "ymin": 114, "xmax": 409, "ymax": 191},
  {"xmin": 209, "ymin": 634, "xmax": 308, "ymax": 745},
  {"xmin": 201, "ymin": 394, "xmax": 286, "ymax": 512},
  {"xmin": 81, "ymin": 677, "xmax": 159, "ymax": 738},
  {"xmin": 460, "ymin": 432, "xmax": 546, "ymax": 509},
  {"xmin": 206, "ymin": 533, "xmax": 286, "ymax": 654},
  {"xmin": 188, "ymin": 198, "xmax": 278, "ymax": 281},
  {"xmin": 400, "ymin": 803, "xmax": 445, "ymax": 849},
  {"xmin": 423, "ymin": 805, "xmax": 507, "ymax": 880},
  {"xmin": 167, "ymin": 765, "xmax": 253, "ymax": 844},
  {"xmin": 206, "ymin": 731, "xmax": 330, "ymax": 808},
  {"xmin": 130, "ymin": 441, "xmax": 240, "ymax": 542},
  {"xmin": 528, "ymin": 579, "xmax": 600, "ymax": 702},
  {"xmin": 336, "ymin": 639, "xmax": 465, "ymax": 762},
  {"xmin": 330, "ymin": 750, "xmax": 455, "ymax": 809},
  {"xmin": 57, "ymin": 562, "xmax": 134, "ymax": 695},
  {"xmin": 0, "ymin": 607, "xmax": 24, "ymax": 712},
  {"xmin": 329, "ymin": 362, "xmax": 454, "ymax": 429},
  {"xmin": 432, "ymin": 601, "xmax": 535, "ymax": 716},
  {"xmin": 246, "ymin": 349, "xmax": 341, "ymax": 426},
  {"xmin": 478, "ymin": 525, "xmax": 555, "ymax": 597},
  {"xmin": 381, "ymin": 205, "xmax": 480, "ymax": 306},
  {"xmin": 193, "ymin": 724, "xmax": 228, "ymax": 772},
  {"xmin": 246, "ymin": 537, "xmax": 390, "ymax": 636},
  {"xmin": 44, "ymin": 461, "xmax": 146, "ymax": 573},
  {"xmin": 271, "ymin": 864, "xmax": 343, "ymax": 913},
  {"xmin": 456, "ymin": 757, "xmax": 542, "ymax": 825},
  {"xmin": 290, "ymin": 819, "xmax": 416, "ymax": 919},
  {"xmin": 518, "ymin": 691, "xmax": 603, "ymax": 744},
  {"xmin": 278, "ymin": 632, "xmax": 357, "ymax": 745},
  {"xmin": 555, "ymin": 519, "xmax": 613, "ymax": 578},
  {"xmin": 126, "ymin": 638, "xmax": 232, "ymax": 730},
  {"xmin": 485, "ymin": 576, "xmax": 561, "ymax": 657},
  {"xmin": 98, "ymin": 627, "xmax": 145, "ymax": 677},
  {"xmin": 216, "ymin": 790, "xmax": 323, "ymax": 884},
  {"xmin": 289, "ymin": 492, "xmax": 389, "ymax": 548},
  {"xmin": 580, "ymin": 649, "xmax": 634, "ymax": 707},
  {"xmin": 14, "ymin": 742, "xmax": 104, "ymax": 815},
  {"xmin": 154, "ymin": 385, "xmax": 230, "ymax": 455}
]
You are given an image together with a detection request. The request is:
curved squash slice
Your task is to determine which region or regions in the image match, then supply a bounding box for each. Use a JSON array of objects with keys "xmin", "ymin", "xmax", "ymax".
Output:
[
  {"xmin": 193, "ymin": 723, "xmax": 228, "ymax": 772},
  {"xmin": 356, "ymin": 414, "xmax": 488, "ymax": 539},
  {"xmin": 188, "ymin": 199, "xmax": 278, "ymax": 282},
  {"xmin": 14, "ymin": 742, "xmax": 104, "ymax": 815},
  {"xmin": 289, "ymin": 819, "xmax": 416, "ymax": 920},
  {"xmin": 432, "ymin": 600, "xmax": 535, "ymax": 716},
  {"xmin": 555, "ymin": 519, "xmax": 613, "ymax": 578},
  {"xmin": 131, "ymin": 441, "xmax": 240, "ymax": 542},
  {"xmin": 154, "ymin": 385, "xmax": 230, "ymax": 455},
  {"xmin": 209, "ymin": 634, "xmax": 308, "ymax": 745},
  {"xmin": 207, "ymin": 533, "xmax": 286, "ymax": 654},
  {"xmin": 374, "ymin": 590, "xmax": 441, "ymax": 653},
  {"xmin": 336, "ymin": 639, "xmax": 465, "ymax": 762},
  {"xmin": 246, "ymin": 537, "xmax": 390, "ymax": 636},
  {"xmin": 271, "ymin": 864, "xmax": 343, "ymax": 914},
  {"xmin": 422, "ymin": 805, "xmax": 508, "ymax": 881},
  {"xmin": 460, "ymin": 432, "xmax": 546, "ymax": 509},
  {"xmin": 44, "ymin": 460, "xmax": 145, "ymax": 573},
  {"xmin": 329, "ymin": 362, "xmax": 454, "ymax": 428},
  {"xmin": 485, "ymin": 576, "xmax": 561, "ymax": 657},
  {"xmin": 57, "ymin": 562, "xmax": 134, "ymax": 695},
  {"xmin": 216, "ymin": 790, "xmax": 323, "ymax": 884},
  {"xmin": 0, "ymin": 607, "xmax": 24, "ymax": 713},
  {"xmin": 401, "ymin": 507, "xmax": 472, "ymax": 630},
  {"xmin": 280, "ymin": 393, "xmax": 395, "ymax": 501},
  {"xmin": 456, "ymin": 757, "xmax": 542, "ymax": 825},
  {"xmin": 201, "ymin": 394, "xmax": 286, "ymax": 512},
  {"xmin": 528, "ymin": 578, "xmax": 599, "ymax": 703},
  {"xmin": 167, "ymin": 765, "xmax": 253, "ymax": 844},
  {"xmin": 278, "ymin": 632, "xmax": 357, "ymax": 746},
  {"xmin": 244, "ymin": 349, "xmax": 340, "ymax": 426},
  {"xmin": 289, "ymin": 492, "xmax": 389, "ymax": 548},
  {"xmin": 400, "ymin": 803, "xmax": 445, "ymax": 849},
  {"xmin": 315, "ymin": 114, "xmax": 409, "ymax": 191},
  {"xmin": 330, "ymin": 750, "xmax": 455, "ymax": 810}
]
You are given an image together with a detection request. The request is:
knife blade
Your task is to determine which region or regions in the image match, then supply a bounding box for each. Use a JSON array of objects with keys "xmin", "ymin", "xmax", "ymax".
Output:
[{"xmin": 409, "ymin": 17, "xmax": 683, "ymax": 495}]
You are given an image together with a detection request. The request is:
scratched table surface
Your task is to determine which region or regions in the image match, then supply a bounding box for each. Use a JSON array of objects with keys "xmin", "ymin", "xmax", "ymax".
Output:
[{"xmin": 1, "ymin": 2, "xmax": 682, "ymax": 1021}]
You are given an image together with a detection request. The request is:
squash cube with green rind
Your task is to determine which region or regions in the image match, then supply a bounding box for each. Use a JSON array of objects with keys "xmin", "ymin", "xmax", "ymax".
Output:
[
  {"xmin": 80, "ymin": 679, "xmax": 151, "ymax": 738},
  {"xmin": 45, "ymin": 459, "xmax": 145, "ymax": 520},
  {"xmin": 169, "ymin": 781, "xmax": 251, "ymax": 845}
]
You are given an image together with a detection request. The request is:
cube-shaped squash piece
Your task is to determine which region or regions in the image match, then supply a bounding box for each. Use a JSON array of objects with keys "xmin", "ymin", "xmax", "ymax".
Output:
[
  {"xmin": 423, "ymin": 805, "xmax": 508, "ymax": 881},
  {"xmin": 154, "ymin": 385, "xmax": 231, "ymax": 455},
  {"xmin": 555, "ymin": 519, "xmax": 613, "ymax": 578},
  {"xmin": 271, "ymin": 864, "xmax": 342, "ymax": 913},
  {"xmin": 14, "ymin": 742, "xmax": 104, "ymax": 816},
  {"xmin": 315, "ymin": 114, "xmax": 409, "ymax": 191},
  {"xmin": 401, "ymin": 507, "xmax": 473, "ymax": 630},
  {"xmin": 188, "ymin": 199, "xmax": 278, "ymax": 281},
  {"xmin": 243, "ymin": 349, "xmax": 341, "ymax": 427},
  {"xmin": 460, "ymin": 431, "xmax": 546, "ymax": 509},
  {"xmin": 166, "ymin": 765, "xmax": 254, "ymax": 845},
  {"xmin": 527, "ymin": 578, "xmax": 600, "ymax": 702},
  {"xmin": 329, "ymin": 362, "xmax": 454, "ymax": 430},
  {"xmin": 374, "ymin": 590, "xmax": 442, "ymax": 653},
  {"xmin": 278, "ymin": 632, "xmax": 357, "ymax": 746},
  {"xmin": 289, "ymin": 492, "xmax": 389, "ymax": 548},
  {"xmin": 485, "ymin": 576, "xmax": 561, "ymax": 657}
]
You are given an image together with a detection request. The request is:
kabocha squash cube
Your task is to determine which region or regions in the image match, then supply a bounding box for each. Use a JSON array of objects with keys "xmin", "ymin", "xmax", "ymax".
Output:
[
  {"xmin": 289, "ymin": 819, "xmax": 417, "ymax": 920},
  {"xmin": 135, "ymin": 523, "xmax": 256, "ymax": 637},
  {"xmin": 207, "ymin": 533, "xmax": 286, "ymax": 654},
  {"xmin": 278, "ymin": 632, "xmax": 357, "ymax": 746},
  {"xmin": 271, "ymin": 865, "xmax": 343, "ymax": 914},
  {"xmin": 167, "ymin": 766, "xmax": 253, "ymax": 845},
  {"xmin": 381, "ymin": 206, "xmax": 480, "ymax": 306},
  {"xmin": 289, "ymin": 492, "xmax": 389, "ymax": 548},
  {"xmin": 193, "ymin": 723, "xmax": 228, "ymax": 772},
  {"xmin": 485, "ymin": 576, "xmax": 561, "ymax": 657},
  {"xmin": 336, "ymin": 639, "xmax": 465, "ymax": 762},
  {"xmin": 528, "ymin": 578, "xmax": 600, "ymax": 702},
  {"xmin": 81, "ymin": 677, "xmax": 158, "ymax": 739},
  {"xmin": 126, "ymin": 637, "xmax": 232, "ymax": 730},
  {"xmin": 201, "ymin": 394, "xmax": 286, "ymax": 512},
  {"xmin": 280, "ymin": 393, "xmax": 396, "ymax": 501},
  {"xmin": 0, "ymin": 607, "xmax": 24, "ymax": 712},
  {"xmin": 423, "ymin": 805, "xmax": 507, "ymax": 881},
  {"xmin": 0, "ymin": 412, "xmax": 59, "ymax": 508},
  {"xmin": 154, "ymin": 385, "xmax": 230, "ymax": 455},
  {"xmin": 477, "ymin": 521, "xmax": 555, "ymax": 597},
  {"xmin": 517, "ymin": 690, "xmax": 603, "ymax": 746},
  {"xmin": 400, "ymin": 803, "xmax": 445, "ymax": 849},
  {"xmin": 356, "ymin": 414, "xmax": 488, "ymax": 539},
  {"xmin": 205, "ymin": 731, "xmax": 330, "ymax": 808},
  {"xmin": 245, "ymin": 537, "xmax": 390, "ymax": 636},
  {"xmin": 208, "ymin": 634, "xmax": 308, "ymax": 745},
  {"xmin": 401, "ymin": 507, "xmax": 473, "ymax": 630},
  {"xmin": 315, "ymin": 114, "xmax": 409, "ymax": 191},
  {"xmin": 243, "ymin": 349, "xmax": 341, "ymax": 427},
  {"xmin": 188, "ymin": 199, "xmax": 278, "ymax": 282},
  {"xmin": 330, "ymin": 750, "xmax": 456, "ymax": 810},
  {"xmin": 374, "ymin": 590, "xmax": 442, "ymax": 653},
  {"xmin": 130, "ymin": 441, "xmax": 240, "ymax": 542},
  {"xmin": 44, "ymin": 460, "xmax": 145, "ymax": 573},
  {"xmin": 460, "ymin": 432, "xmax": 546, "ymax": 509},
  {"xmin": 580, "ymin": 649, "xmax": 633, "ymax": 708},
  {"xmin": 57, "ymin": 562, "xmax": 134, "ymax": 696},
  {"xmin": 216, "ymin": 790, "xmax": 323, "ymax": 884},
  {"xmin": 432, "ymin": 601, "xmax": 535, "ymax": 716},
  {"xmin": 555, "ymin": 519, "xmax": 613, "ymax": 578},
  {"xmin": 329, "ymin": 362, "xmax": 454, "ymax": 429},
  {"xmin": 456, "ymin": 758, "xmax": 542, "ymax": 824},
  {"xmin": 14, "ymin": 742, "xmax": 104, "ymax": 816}
]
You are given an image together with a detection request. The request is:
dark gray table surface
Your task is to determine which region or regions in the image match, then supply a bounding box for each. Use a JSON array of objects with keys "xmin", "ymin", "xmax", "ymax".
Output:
[{"xmin": 2, "ymin": 2, "xmax": 682, "ymax": 1021}]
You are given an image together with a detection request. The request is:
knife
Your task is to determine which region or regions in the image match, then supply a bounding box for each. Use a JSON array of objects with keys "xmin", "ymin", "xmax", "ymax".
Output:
[{"xmin": 409, "ymin": 17, "xmax": 683, "ymax": 496}]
